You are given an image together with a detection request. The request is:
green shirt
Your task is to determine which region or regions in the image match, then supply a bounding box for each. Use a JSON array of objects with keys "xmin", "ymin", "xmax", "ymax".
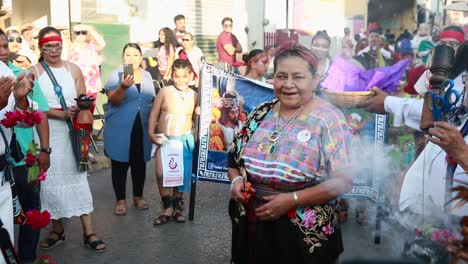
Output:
[{"xmin": 9, "ymin": 62, "xmax": 50, "ymax": 163}]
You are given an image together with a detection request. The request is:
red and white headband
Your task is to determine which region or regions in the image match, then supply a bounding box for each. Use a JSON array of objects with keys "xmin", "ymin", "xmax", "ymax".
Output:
[
  {"xmin": 38, "ymin": 35, "xmax": 62, "ymax": 47},
  {"xmin": 440, "ymin": 30, "xmax": 465, "ymax": 43}
]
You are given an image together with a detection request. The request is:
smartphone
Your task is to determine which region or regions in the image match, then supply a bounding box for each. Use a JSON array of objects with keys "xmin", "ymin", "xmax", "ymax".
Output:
[{"xmin": 123, "ymin": 64, "xmax": 134, "ymax": 77}]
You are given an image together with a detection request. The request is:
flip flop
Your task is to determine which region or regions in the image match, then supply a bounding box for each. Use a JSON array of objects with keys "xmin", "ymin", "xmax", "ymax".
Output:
[{"xmin": 114, "ymin": 201, "xmax": 127, "ymax": 216}]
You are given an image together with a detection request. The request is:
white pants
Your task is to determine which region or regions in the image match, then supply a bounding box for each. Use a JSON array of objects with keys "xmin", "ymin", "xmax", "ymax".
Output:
[{"xmin": 0, "ymin": 174, "xmax": 13, "ymax": 264}]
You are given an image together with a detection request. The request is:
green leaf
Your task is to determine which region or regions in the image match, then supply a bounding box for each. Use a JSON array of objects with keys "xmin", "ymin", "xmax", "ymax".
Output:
[{"xmin": 27, "ymin": 166, "xmax": 40, "ymax": 184}]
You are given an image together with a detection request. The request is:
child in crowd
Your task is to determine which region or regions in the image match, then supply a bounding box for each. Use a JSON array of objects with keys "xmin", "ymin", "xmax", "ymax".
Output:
[{"xmin": 148, "ymin": 59, "xmax": 198, "ymax": 225}]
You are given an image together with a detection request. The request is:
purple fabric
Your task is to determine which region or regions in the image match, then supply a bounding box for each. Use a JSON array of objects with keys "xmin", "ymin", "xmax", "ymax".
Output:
[{"xmin": 322, "ymin": 56, "xmax": 411, "ymax": 93}]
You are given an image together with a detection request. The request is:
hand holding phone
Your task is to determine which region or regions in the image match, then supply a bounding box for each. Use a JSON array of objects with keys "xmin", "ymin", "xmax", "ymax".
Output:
[
  {"xmin": 123, "ymin": 63, "xmax": 134, "ymax": 77},
  {"xmin": 121, "ymin": 64, "xmax": 135, "ymax": 88}
]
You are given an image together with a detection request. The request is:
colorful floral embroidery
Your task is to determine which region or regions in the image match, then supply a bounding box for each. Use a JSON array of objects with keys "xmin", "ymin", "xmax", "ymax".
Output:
[{"xmin": 289, "ymin": 202, "xmax": 339, "ymax": 253}]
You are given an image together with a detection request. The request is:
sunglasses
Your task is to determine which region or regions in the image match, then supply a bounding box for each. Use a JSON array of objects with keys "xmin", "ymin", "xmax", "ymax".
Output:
[
  {"xmin": 7, "ymin": 37, "xmax": 22, "ymax": 43},
  {"xmin": 74, "ymin": 30, "xmax": 87, "ymax": 35},
  {"xmin": 182, "ymin": 38, "xmax": 191, "ymax": 42}
]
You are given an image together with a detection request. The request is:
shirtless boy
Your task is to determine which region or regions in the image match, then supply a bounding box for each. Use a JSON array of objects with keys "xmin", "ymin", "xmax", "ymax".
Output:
[{"xmin": 148, "ymin": 59, "xmax": 198, "ymax": 225}]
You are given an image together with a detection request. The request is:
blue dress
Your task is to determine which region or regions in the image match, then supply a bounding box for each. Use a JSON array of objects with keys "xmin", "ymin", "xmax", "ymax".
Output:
[{"xmin": 104, "ymin": 68, "xmax": 155, "ymax": 162}]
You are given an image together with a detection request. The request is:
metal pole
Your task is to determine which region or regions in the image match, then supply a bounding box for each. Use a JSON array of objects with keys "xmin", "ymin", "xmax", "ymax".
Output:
[
  {"xmin": 188, "ymin": 64, "xmax": 204, "ymax": 221},
  {"xmin": 286, "ymin": 0, "xmax": 289, "ymax": 32},
  {"xmin": 68, "ymin": 0, "xmax": 72, "ymax": 40}
]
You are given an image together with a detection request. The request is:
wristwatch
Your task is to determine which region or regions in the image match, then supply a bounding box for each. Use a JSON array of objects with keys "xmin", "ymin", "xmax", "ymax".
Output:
[{"xmin": 40, "ymin": 148, "xmax": 52, "ymax": 154}]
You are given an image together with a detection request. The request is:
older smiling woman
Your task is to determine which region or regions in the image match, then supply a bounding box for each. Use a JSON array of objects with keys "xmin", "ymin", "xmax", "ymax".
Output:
[{"xmin": 228, "ymin": 41, "xmax": 352, "ymax": 263}]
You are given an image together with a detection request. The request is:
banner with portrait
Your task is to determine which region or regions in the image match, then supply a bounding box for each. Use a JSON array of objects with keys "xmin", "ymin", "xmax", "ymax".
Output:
[
  {"xmin": 196, "ymin": 64, "xmax": 275, "ymax": 183},
  {"xmin": 196, "ymin": 64, "xmax": 387, "ymax": 201}
]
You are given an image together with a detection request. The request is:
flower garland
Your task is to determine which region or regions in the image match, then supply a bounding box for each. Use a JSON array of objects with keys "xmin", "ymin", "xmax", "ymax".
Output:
[{"xmin": 0, "ymin": 109, "xmax": 42, "ymax": 128}]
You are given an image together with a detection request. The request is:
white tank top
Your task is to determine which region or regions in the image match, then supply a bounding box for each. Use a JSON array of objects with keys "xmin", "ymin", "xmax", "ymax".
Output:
[{"xmin": 35, "ymin": 61, "xmax": 77, "ymax": 109}]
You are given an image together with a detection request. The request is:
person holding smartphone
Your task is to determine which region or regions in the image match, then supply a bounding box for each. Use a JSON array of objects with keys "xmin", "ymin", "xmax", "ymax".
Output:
[{"xmin": 104, "ymin": 43, "xmax": 155, "ymax": 215}]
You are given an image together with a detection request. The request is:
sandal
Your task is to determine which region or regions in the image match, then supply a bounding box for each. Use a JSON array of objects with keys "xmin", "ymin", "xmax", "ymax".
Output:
[
  {"xmin": 153, "ymin": 195, "xmax": 173, "ymax": 226},
  {"xmin": 153, "ymin": 214, "xmax": 172, "ymax": 225},
  {"xmin": 114, "ymin": 200, "xmax": 127, "ymax": 216},
  {"xmin": 40, "ymin": 230, "xmax": 65, "ymax": 250},
  {"xmin": 172, "ymin": 197, "xmax": 186, "ymax": 223},
  {"xmin": 83, "ymin": 233, "xmax": 107, "ymax": 253},
  {"xmin": 133, "ymin": 198, "xmax": 149, "ymax": 210},
  {"xmin": 172, "ymin": 211, "xmax": 186, "ymax": 223}
]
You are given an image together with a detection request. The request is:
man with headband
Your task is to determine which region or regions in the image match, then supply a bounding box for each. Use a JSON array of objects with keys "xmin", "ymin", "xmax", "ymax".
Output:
[
  {"xmin": 362, "ymin": 25, "xmax": 466, "ymax": 130},
  {"xmin": 354, "ymin": 28, "xmax": 391, "ymax": 70}
]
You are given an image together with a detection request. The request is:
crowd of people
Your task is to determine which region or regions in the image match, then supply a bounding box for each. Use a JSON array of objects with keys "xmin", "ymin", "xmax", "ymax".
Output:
[{"xmin": 0, "ymin": 12, "xmax": 467, "ymax": 264}]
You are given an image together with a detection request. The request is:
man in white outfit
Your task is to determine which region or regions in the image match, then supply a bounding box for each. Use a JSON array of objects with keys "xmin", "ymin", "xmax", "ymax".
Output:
[{"xmin": 0, "ymin": 61, "xmax": 33, "ymax": 264}]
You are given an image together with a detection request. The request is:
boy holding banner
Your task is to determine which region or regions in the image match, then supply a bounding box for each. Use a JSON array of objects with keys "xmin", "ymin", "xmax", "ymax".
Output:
[{"xmin": 148, "ymin": 59, "xmax": 198, "ymax": 225}]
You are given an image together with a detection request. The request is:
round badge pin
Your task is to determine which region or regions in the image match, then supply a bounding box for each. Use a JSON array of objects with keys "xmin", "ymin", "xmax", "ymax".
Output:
[{"xmin": 297, "ymin": 130, "xmax": 311, "ymax": 143}]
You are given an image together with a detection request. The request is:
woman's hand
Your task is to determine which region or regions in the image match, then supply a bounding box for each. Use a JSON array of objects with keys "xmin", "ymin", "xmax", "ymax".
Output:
[
  {"xmin": 121, "ymin": 74, "xmax": 135, "ymax": 88},
  {"xmin": 13, "ymin": 72, "xmax": 33, "ymax": 100},
  {"xmin": 255, "ymin": 193, "xmax": 295, "ymax": 221},
  {"xmin": 0, "ymin": 76, "xmax": 15, "ymax": 108},
  {"xmin": 447, "ymin": 237, "xmax": 468, "ymax": 262},
  {"xmin": 64, "ymin": 105, "xmax": 79, "ymax": 119},
  {"xmin": 427, "ymin": 121, "xmax": 468, "ymax": 162},
  {"xmin": 38, "ymin": 152, "xmax": 50, "ymax": 171},
  {"xmin": 231, "ymin": 180, "xmax": 255, "ymax": 203}
]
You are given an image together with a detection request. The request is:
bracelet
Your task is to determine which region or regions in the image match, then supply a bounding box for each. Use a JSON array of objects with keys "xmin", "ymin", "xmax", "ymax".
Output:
[
  {"xmin": 230, "ymin": 176, "xmax": 243, "ymax": 192},
  {"xmin": 292, "ymin": 191, "xmax": 300, "ymax": 207}
]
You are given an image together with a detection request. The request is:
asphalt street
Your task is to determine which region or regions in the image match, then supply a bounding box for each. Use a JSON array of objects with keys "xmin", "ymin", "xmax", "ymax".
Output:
[{"xmin": 28, "ymin": 161, "xmax": 411, "ymax": 264}]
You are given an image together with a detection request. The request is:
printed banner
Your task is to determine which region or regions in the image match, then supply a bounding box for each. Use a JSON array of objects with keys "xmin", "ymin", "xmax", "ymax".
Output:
[
  {"xmin": 196, "ymin": 64, "xmax": 387, "ymax": 201},
  {"xmin": 340, "ymin": 109, "xmax": 387, "ymax": 201},
  {"xmin": 196, "ymin": 64, "xmax": 275, "ymax": 183},
  {"xmin": 161, "ymin": 140, "xmax": 184, "ymax": 187}
]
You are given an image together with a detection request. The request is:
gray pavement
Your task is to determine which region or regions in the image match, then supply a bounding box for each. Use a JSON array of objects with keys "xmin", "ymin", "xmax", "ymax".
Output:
[{"xmin": 30, "ymin": 160, "xmax": 410, "ymax": 264}]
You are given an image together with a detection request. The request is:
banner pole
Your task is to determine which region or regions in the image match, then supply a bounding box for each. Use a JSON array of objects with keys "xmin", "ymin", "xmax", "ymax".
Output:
[{"xmin": 188, "ymin": 63, "xmax": 206, "ymax": 221}]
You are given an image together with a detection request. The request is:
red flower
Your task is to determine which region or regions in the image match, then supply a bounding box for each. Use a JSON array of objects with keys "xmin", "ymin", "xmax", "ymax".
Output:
[
  {"xmin": 24, "ymin": 152, "xmax": 36, "ymax": 166},
  {"xmin": 414, "ymin": 228, "xmax": 422, "ymax": 237},
  {"xmin": 37, "ymin": 255, "xmax": 57, "ymax": 264},
  {"xmin": 25, "ymin": 210, "xmax": 51, "ymax": 230},
  {"xmin": 31, "ymin": 110, "xmax": 43, "ymax": 125},
  {"xmin": 287, "ymin": 209, "xmax": 297, "ymax": 219},
  {"xmin": 1, "ymin": 110, "xmax": 43, "ymax": 128},
  {"xmin": 37, "ymin": 170, "xmax": 47, "ymax": 181}
]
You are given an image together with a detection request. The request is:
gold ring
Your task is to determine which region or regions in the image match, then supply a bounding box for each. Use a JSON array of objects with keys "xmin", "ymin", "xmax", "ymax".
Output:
[{"xmin": 266, "ymin": 210, "xmax": 274, "ymax": 217}]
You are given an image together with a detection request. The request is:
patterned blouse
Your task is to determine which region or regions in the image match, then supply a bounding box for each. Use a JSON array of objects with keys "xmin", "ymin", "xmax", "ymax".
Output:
[
  {"xmin": 228, "ymin": 99, "xmax": 352, "ymax": 255},
  {"xmin": 243, "ymin": 102, "xmax": 351, "ymax": 190}
]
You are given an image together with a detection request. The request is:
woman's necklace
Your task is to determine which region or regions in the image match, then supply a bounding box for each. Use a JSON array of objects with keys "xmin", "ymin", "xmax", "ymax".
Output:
[{"xmin": 268, "ymin": 102, "xmax": 305, "ymax": 155}]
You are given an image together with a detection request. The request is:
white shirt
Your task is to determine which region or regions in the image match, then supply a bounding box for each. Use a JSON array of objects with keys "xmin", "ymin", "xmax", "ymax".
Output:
[
  {"xmin": 384, "ymin": 71, "xmax": 466, "ymax": 130},
  {"xmin": 399, "ymin": 116, "xmax": 468, "ymax": 220},
  {"xmin": 0, "ymin": 61, "xmax": 16, "ymax": 264}
]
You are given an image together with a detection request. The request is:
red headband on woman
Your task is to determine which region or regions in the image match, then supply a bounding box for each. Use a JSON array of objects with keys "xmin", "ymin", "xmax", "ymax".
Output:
[
  {"xmin": 38, "ymin": 35, "xmax": 62, "ymax": 47},
  {"xmin": 274, "ymin": 41, "xmax": 318, "ymax": 70},
  {"xmin": 440, "ymin": 30, "xmax": 465, "ymax": 43}
]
